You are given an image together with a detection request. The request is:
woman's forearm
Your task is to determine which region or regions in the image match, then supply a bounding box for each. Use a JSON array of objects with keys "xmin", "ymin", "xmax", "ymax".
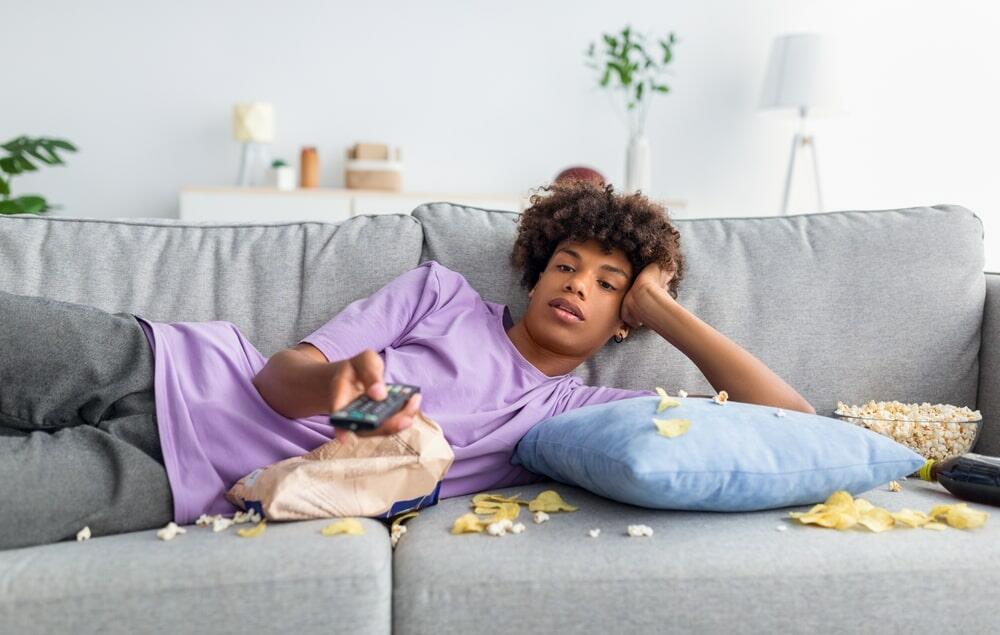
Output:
[
  {"xmin": 633, "ymin": 283, "xmax": 816, "ymax": 414},
  {"xmin": 252, "ymin": 349, "xmax": 341, "ymax": 419}
]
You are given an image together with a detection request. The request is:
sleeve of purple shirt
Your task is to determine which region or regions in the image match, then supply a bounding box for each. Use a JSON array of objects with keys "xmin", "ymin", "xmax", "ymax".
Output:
[{"xmin": 298, "ymin": 260, "xmax": 443, "ymax": 363}]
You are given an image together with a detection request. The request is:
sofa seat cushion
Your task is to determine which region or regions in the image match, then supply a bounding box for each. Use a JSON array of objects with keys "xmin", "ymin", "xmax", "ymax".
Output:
[
  {"xmin": 0, "ymin": 518, "xmax": 392, "ymax": 634},
  {"xmin": 392, "ymin": 480, "xmax": 999, "ymax": 633}
]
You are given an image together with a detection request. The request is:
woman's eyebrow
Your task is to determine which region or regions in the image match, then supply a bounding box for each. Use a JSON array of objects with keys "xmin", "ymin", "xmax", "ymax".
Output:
[{"xmin": 556, "ymin": 247, "xmax": 630, "ymax": 280}]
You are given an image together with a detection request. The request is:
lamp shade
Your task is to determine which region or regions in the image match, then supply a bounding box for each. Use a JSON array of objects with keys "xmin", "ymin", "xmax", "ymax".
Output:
[
  {"xmin": 758, "ymin": 33, "xmax": 839, "ymax": 114},
  {"xmin": 232, "ymin": 102, "xmax": 275, "ymax": 143}
]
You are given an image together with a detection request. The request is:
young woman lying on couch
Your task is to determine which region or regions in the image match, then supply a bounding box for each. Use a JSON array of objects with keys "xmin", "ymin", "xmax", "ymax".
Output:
[{"xmin": 0, "ymin": 179, "xmax": 813, "ymax": 550}]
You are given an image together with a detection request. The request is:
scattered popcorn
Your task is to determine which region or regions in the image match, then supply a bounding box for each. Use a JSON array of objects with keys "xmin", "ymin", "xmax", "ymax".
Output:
[
  {"xmin": 654, "ymin": 386, "xmax": 681, "ymax": 413},
  {"xmin": 627, "ymin": 524, "xmax": 654, "ymax": 537},
  {"xmin": 487, "ymin": 518, "xmax": 514, "ymax": 536},
  {"xmin": 232, "ymin": 510, "xmax": 254, "ymax": 524},
  {"xmin": 156, "ymin": 522, "xmax": 186, "ymax": 541},
  {"xmin": 789, "ymin": 490, "xmax": 989, "ymax": 532},
  {"xmin": 390, "ymin": 511, "xmax": 419, "ymax": 548},
  {"xmin": 249, "ymin": 510, "xmax": 262, "ymax": 524},
  {"xmin": 888, "ymin": 480, "xmax": 902, "ymax": 492},
  {"xmin": 653, "ymin": 417, "xmax": 691, "ymax": 438},
  {"xmin": 212, "ymin": 517, "xmax": 234, "ymax": 533},
  {"xmin": 321, "ymin": 518, "xmax": 365, "ymax": 536},
  {"xmin": 237, "ymin": 521, "xmax": 267, "ymax": 538},
  {"xmin": 677, "ymin": 389, "xmax": 688, "ymax": 398},
  {"xmin": 76, "ymin": 526, "xmax": 91, "ymax": 542},
  {"xmin": 835, "ymin": 399, "xmax": 981, "ymax": 461},
  {"xmin": 712, "ymin": 390, "xmax": 729, "ymax": 405},
  {"xmin": 533, "ymin": 511, "xmax": 550, "ymax": 524},
  {"xmin": 195, "ymin": 514, "xmax": 215, "ymax": 527},
  {"xmin": 527, "ymin": 490, "xmax": 578, "ymax": 513},
  {"xmin": 775, "ymin": 525, "xmax": 787, "ymax": 532},
  {"xmin": 511, "ymin": 522, "xmax": 526, "ymax": 534},
  {"xmin": 588, "ymin": 528, "xmax": 601, "ymax": 538},
  {"xmin": 775, "ymin": 409, "xmax": 786, "ymax": 417}
]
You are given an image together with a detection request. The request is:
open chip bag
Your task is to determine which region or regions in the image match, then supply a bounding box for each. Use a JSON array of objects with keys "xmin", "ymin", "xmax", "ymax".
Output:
[{"xmin": 225, "ymin": 411, "xmax": 454, "ymax": 521}]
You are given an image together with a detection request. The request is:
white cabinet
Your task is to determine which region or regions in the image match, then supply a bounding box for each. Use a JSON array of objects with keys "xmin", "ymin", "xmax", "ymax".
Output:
[{"xmin": 179, "ymin": 187, "xmax": 525, "ymax": 223}]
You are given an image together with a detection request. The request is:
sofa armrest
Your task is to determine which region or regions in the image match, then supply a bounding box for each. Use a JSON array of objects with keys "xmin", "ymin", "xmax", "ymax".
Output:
[{"xmin": 976, "ymin": 272, "xmax": 1000, "ymax": 455}]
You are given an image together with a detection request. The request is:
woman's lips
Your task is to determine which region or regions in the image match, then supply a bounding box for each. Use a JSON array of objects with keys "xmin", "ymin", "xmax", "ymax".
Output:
[{"xmin": 551, "ymin": 304, "xmax": 583, "ymax": 323}]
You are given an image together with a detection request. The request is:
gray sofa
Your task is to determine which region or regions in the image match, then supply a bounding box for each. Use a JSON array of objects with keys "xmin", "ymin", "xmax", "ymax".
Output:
[{"xmin": 1, "ymin": 202, "xmax": 997, "ymax": 634}]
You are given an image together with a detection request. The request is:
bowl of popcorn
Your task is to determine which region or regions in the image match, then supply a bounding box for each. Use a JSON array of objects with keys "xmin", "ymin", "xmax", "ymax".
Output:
[{"xmin": 833, "ymin": 400, "xmax": 982, "ymax": 462}]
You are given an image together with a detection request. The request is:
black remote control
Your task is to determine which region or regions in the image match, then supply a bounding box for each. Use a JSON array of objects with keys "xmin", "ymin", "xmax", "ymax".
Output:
[{"xmin": 328, "ymin": 383, "xmax": 421, "ymax": 432}]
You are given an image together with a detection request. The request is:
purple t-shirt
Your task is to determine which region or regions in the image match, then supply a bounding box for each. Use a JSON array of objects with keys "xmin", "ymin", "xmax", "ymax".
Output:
[{"xmin": 136, "ymin": 260, "xmax": 654, "ymax": 524}]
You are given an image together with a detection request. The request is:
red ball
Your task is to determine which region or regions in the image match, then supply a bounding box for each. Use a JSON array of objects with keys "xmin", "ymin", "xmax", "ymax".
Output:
[{"xmin": 554, "ymin": 166, "xmax": 606, "ymax": 186}]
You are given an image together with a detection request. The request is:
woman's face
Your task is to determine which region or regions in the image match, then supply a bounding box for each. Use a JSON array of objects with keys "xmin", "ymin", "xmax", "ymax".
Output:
[{"xmin": 526, "ymin": 238, "xmax": 634, "ymax": 355}]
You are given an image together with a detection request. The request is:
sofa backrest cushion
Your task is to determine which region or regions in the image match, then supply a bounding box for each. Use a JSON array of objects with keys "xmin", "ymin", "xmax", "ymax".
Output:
[
  {"xmin": 413, "ymin": 202, "xmax": 985, "ymax": 419},
  {"xmin": 0, "ymin": 215, "xmax": 424, "ymax": 358}
]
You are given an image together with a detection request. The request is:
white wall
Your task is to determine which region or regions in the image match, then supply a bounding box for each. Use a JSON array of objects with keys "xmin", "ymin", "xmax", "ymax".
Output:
[{"xmin": 4, "ymin": 0, "xmax": 999, "ymax": 268}]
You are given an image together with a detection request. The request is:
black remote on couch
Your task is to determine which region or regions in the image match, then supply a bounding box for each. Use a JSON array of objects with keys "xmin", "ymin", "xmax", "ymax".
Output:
[{"xmin": 328, "ymin": 383, "xmax": 421, "ymax": 432}]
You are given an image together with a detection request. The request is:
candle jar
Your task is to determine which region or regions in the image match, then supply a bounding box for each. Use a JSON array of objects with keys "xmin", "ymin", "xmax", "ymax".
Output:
[{"xmin": 300, "ymin": 146, "xmax": 319, "ymax": 188}]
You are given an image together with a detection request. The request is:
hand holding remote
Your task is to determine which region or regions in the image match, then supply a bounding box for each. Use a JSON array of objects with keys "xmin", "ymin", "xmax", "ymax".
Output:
[{"xmin": 329, "ymin": 349, "xmax": 421, "ymax": 441}]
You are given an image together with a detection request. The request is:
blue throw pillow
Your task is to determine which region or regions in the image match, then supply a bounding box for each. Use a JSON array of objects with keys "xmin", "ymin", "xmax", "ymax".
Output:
[{"xmin": 511, "ymin": 396, "xmax": 925, "ymax": 512}]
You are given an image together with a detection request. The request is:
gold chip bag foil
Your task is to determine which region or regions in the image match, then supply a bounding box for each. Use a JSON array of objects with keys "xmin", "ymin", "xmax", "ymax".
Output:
[{"xmin": 225, "ymin": 411, "xmax": 454, "ymax": 521}]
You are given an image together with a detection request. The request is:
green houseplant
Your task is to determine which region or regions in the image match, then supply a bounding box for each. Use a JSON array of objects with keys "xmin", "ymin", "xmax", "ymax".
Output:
[
  {"xmin": 0, "ymin": 136, "xmax": 78, "ymax": 215},
  {"xmin": 585, "ymin": 26, "xmax": 678, "ymax": 193}
]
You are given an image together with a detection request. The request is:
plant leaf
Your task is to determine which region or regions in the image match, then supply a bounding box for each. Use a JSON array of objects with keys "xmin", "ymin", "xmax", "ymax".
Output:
[
  {"xmin": 15, "ymin": 156, "xmax": 38, "ymax": 172},
  {"xmin": 0, "ymin": 200, "xmax": 26, "ymax": 214},
  {"xmin": 12, "ymin": 195, "xmax": 46, "ymax": 214},
  {"xmin": 0, "ymin": 157, "xmax": 21, "ymax": 175},
  {"xmin": 0, "ymin": 177, "xmax": 8, "ymax": 196},
  {"xmin": 48, "ymin": 139, "xmax": 78, "ymax": 152}
]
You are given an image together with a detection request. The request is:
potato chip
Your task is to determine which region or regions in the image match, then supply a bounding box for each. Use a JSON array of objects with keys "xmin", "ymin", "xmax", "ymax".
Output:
[
  {"xmin": 472, "ymin": 493, "xmax": 523, "ymax": 506},
  {"xmin": 654, "ymin": 386, "xmax": 681, "ymax": 413},
  {"xmin": 930, "ymin": 503, "xmax": 988, "ymax": 530},
  {"xmin": 485, "ymin": 502, "xmax": 521, "ymax": 524},
  {"xmin": 237, "ymin": 521, "xmax": 267, "ymax": 538},
  {"xmin": 825, "ymin": 491, "xmax": 855, "ymax": 509},
  {"xmin": 858, "ymin": 508, "xmax": 895, "ymax": 532},
  {"xmin": 923, "ymin": 521, "xmax": 948, "ymax": 531},
  {"xmin": 653, "ymin": 417, "xmax": 691, "ymax": 438},
  {"xmin": 852, "ymin": 498, "xmax": 875, "ymax": 513},
  {"xmin": 527, "ymin": 490, "xmax": 579, "ymax": 512},
  {"xmin": 892, "ymin": 508, "xmax": 931, "ymax": 528},
  {"xmin": 451, "ymin": 513, "xmax": 487, "ymax": 534},
  {"xmin": 321, "ymin": 518, "xmax": 365, "ymax": 536}
]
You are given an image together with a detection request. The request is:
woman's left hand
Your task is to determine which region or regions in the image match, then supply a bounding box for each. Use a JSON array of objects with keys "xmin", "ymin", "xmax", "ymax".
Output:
[{"xmin": 620, "ymin": 262, "xmax": 675, "ymax": 329}]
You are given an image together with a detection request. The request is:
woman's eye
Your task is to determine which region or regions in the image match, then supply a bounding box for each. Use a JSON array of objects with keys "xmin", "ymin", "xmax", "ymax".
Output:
[
  {"xmin": 557, "ymin": 264, "xmax": 572, "ymax": 272},
  {"xmin": 599, "ymin": 281, "xmax": 615, "ymax": 291},
  {"xmin": 557, "ymin": 265, "xmax": 615, "ymax": 291}
]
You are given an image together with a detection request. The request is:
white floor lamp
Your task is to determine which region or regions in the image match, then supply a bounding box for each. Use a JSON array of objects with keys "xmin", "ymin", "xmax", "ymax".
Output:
[{"xmin": 759, "ymin": 34, "xmax": 839, "ymax": 215}]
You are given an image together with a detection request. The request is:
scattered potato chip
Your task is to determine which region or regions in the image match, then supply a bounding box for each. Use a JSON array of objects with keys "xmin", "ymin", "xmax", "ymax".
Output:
[
  {"xmin": 321, "ymin": 518, "xmax": 365, "ymax": 536},
  {"xmin": 653, "ymin": 417, "xmax": 691, "ymax": 438},
  {"xmin": 789, "ymin": 490, "xmax": 989, "ymax": 532},
  {"xmin": 528, "ymin": 490, "xmax": 579, "ymax": 512},
  {"xmin": 930, "ymin": 503, "xmax": 988, "ymax": 529},
  {"xmin": 389, "ymin": 511, "xmax": 419, "ymax": 547},
  {"xmin": 237, "ymin": 521, "xmax": 267, "ymax": 538},
  {"xmin": 451, "ymin": 513, "xmax": 486, "ymax": 534},
  {"xmin": 76, "ymin": 526, "xmax": 91, "ymax": 542},
  {"xmin": 892, "ymin": 508, "xmax": 931, "ymax": 528},
  {"xmin": 654, "ymin": 386, "xmax": 681, "ymax": 413},
  {"xmin": 472, "ymin": 493, "xmax": 523, "ymax": 506},
  {"xmin": 712, "ymin": 390, "xmax": 729, "ymax": 405},
  {"xmin": 888, "ymin": 480, "xmax": 902, "ymax": 492},
  {"xmin": 858, "ymin": 507, "xmax": 895, "ymax": 532}
]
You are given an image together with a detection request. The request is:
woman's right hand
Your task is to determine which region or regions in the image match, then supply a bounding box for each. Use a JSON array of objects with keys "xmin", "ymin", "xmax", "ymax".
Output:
[{"xmin": 330, "ymin": 349, "xmax": 422, "ymax": 442}]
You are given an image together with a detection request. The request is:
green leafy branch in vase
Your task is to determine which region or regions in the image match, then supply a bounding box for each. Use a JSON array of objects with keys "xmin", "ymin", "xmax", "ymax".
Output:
[
  {"xmin": 0, "ymin": 136, "xmax": 78, "ymax": 215},
  {"xmin": 585, "ymin": 26, "xmax": 679, "ymax": 138}
]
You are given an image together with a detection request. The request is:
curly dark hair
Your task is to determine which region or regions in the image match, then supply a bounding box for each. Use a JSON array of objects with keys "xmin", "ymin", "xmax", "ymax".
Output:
[{"xmin": 510, "ymin": 179, "xmax": 685, "ymax": 304}]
